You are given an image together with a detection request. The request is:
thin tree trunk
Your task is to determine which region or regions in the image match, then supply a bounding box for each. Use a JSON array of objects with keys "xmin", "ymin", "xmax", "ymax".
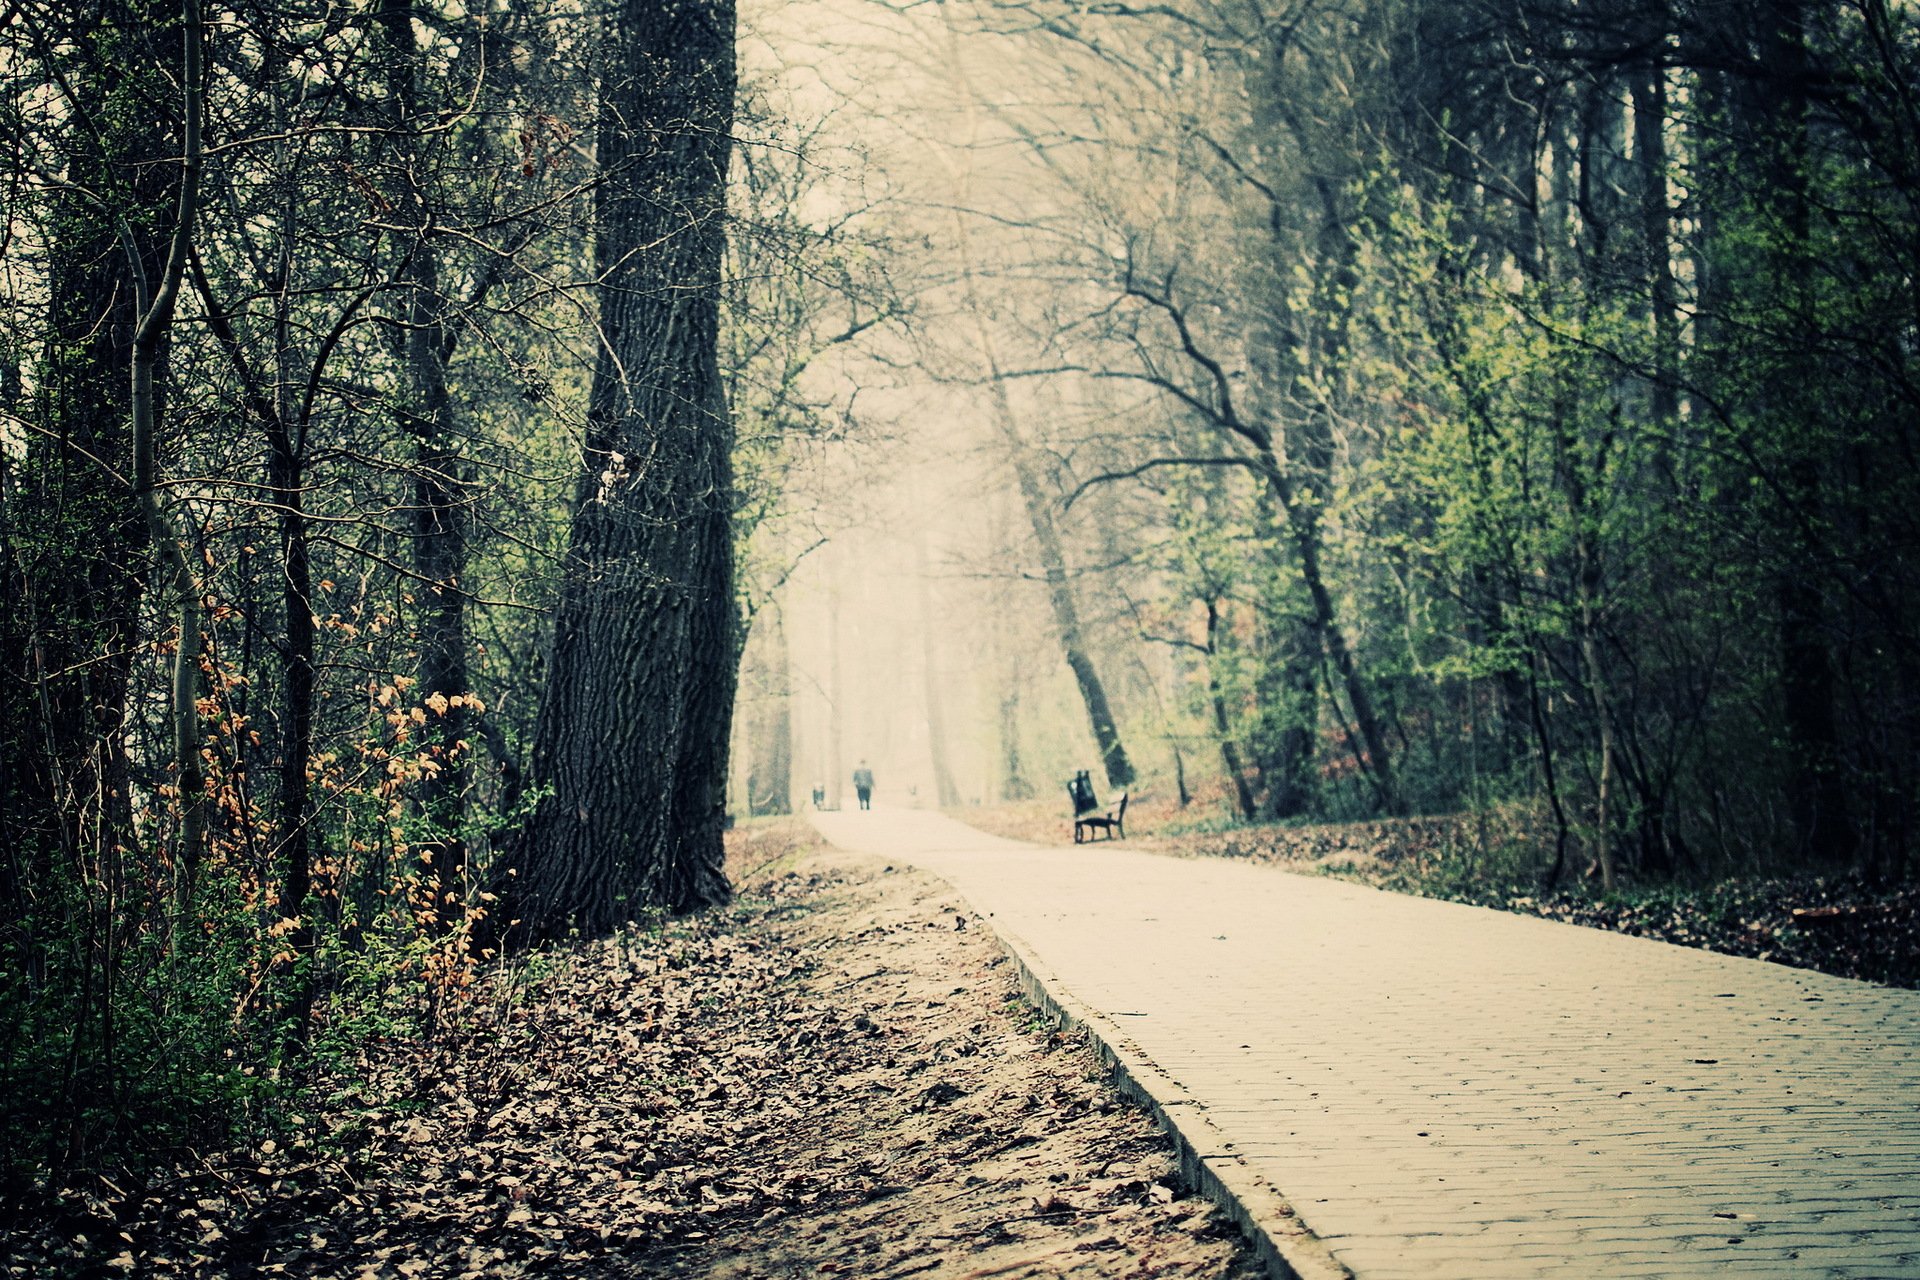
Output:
[
  {"xmin": 986, "ymin": 488, "xmax": 1031, "ymax": 801},
  {"xmin": 129, "ymin": 0, "xmax": 206, "ymax": 904},
  {"xmin": 998, "ymin": 680, "xmax": 1029, "ymax": 802},
  {"xmin": 267, "ymin": 420, "xmax": 317, "ymax": 1051},
  {"xmin": 1245, "ymin": 492, "xmax": 1317, "ymax": 819},
  {"xmin": 1255, "ymin": 458, "xmax": 1394, "ymax": 808},
  {"xmin": 1530, "ymin": 656, "xmax": 1575, "ymax": 890},
  {"xmin": 997, "ymin": 400, "xmax": 1134, "ymax": 789},
  {"xmin": 1761, "ymin": 0, "xmax": 1853, "ymax": 864},
  {"xmin": 1579, "ymin": 601, "xmax": 1617, "ymax": 891},
  {"xmin": 747, "ymin": 601, "xmax": 793, "ymax": 816},
  {"xmin": 986, "ymin": 489, "xmax": 1030, "ymax": 801},
  {"xmin": 827, "ymin": 549, "xmax": 845, "ymax": 810},
  {"xmin": 915, "ymin": 530, "xmax": 962, "ymax": 807},
  {"xmin": 1204, "ymin": 602, "xmax": 1258, "ymax": 822},
  {"xmin": 191, "ymin": 243, "xmax": 332, "ymax": 1054},
  {"xmin": 1239, "ymin": 65, "xmax": 1393, "ymax": 812},
  {"xmin": 1259, "ymin": 616, "xmax": 1319, "ymax": 820},
  {"xmin": 378, "ymin": 0, "xmax": 472, "ymax": 926},
  {"xmin": 1631, "ymin": 58, "xmax": 1680, "ymax": 466}
]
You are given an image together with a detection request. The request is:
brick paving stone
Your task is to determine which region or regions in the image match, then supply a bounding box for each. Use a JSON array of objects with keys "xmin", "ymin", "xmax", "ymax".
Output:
[{"xmin": 810, "ymin": 809, "xmax": 1920, "ymax": 1279}]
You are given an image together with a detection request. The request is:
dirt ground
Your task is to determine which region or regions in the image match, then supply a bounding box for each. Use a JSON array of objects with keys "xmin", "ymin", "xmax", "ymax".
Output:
[{"xmin": 5, "ymin": 821, "xmax": 1260, "ymax": 1279}]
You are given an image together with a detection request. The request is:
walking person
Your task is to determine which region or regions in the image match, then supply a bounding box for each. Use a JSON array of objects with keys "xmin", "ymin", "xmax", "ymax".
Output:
[{"xmin": 852, "ymin": 761, "xmax": 875, "ymax": 810}]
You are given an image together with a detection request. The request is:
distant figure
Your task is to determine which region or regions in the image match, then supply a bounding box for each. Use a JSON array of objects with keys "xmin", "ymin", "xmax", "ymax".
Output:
[
  {"xmin": 811, "ymin": 782, "xmax": 826, "ymax": 809},
  {"xmin": 852, "ymin": 761, "xmax": 875, "ymax": 810}
]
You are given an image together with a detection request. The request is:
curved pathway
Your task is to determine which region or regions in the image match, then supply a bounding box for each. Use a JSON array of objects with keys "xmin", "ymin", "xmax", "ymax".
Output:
[{"xmin": 810, "ymin": 807, "xmax": 1920, "ymax": 1280}]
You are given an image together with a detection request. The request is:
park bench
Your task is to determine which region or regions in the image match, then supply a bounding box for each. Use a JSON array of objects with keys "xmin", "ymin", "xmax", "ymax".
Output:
[{"xmin": 1067, "ymin": 770, "xmax": 1128, "ymax": 843}]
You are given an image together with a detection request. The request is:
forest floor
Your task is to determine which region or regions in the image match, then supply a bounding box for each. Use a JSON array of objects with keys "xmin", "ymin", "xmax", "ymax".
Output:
[
  {"xmin": 959, "ymin": 794, "xmax": 1920, "ymax": 989},
  {"xmin": 5, "ymin": 820, "xmax": 1259, "ymax": 1280}
]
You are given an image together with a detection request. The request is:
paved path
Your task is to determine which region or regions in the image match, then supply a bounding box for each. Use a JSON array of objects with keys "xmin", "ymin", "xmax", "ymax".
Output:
[{"xmin": 809, "ymin": 807, "xmax": 1920, "ymax": 1280}]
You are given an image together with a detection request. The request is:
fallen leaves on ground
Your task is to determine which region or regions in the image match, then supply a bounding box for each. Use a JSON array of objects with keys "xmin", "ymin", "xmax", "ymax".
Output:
[{"xmin": 4, "ymin": 822, "xmax": 1257, "ymax": 1279}]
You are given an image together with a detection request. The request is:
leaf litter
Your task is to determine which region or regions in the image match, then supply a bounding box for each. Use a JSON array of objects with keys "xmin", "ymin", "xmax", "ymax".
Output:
[{"xmin": 5, "ymin": 820, "xmax": 1259, "ymax": 1279}]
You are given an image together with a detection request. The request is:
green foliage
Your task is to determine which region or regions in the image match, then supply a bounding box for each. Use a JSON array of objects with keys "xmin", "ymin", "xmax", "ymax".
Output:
[
  {"xmin": 1335, "ymin": 832, "xmax": 1920, "ymax": 989},
  {"xmin": 1296, "ymin": 9, "xmax": 1920, "ymax": 879},
  {"xmin": 0, "ymin": 841, "xmax": 267, "ymax": 1192}
]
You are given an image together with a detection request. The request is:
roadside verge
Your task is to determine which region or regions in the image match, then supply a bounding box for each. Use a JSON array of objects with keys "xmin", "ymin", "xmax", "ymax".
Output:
[{"xmin": 967, "ymin": 902, "xmax": 1351, "ymax": 1280}]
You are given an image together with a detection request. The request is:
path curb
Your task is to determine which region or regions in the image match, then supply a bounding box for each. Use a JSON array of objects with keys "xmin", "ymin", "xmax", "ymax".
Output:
[
  {"xmin": 820, "ymin": 813, "xmax": 1920, "ymax": 1279},
  {"xmin": 970, "ymin": 905, "xmax": 1351, "ymax": 1280}
]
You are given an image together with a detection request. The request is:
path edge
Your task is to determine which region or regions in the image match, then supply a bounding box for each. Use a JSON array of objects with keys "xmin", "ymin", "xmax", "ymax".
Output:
[{"xmin": 971, "ymin": 907, "xmax": 1352, "ymax": 1280}]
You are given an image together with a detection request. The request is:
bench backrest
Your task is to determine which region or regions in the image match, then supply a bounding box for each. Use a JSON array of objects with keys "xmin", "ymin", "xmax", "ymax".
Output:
[{"xmin": 1067, "ymin": 770, "xmax": 1099, "ymax": 815}]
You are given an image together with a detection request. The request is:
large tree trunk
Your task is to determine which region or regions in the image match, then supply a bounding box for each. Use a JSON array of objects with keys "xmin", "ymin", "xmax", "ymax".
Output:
[{"xmin": 514, "ymin": 0, "xmax": 736, "ymax": 939}]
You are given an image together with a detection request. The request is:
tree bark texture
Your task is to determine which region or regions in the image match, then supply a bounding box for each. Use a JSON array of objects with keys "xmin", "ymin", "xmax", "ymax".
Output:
[{"xmin": 515, "ymin": 0, "xmax": 736, "ymax": 939}]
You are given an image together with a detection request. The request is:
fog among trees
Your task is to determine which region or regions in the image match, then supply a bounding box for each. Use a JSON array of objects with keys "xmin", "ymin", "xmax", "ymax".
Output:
[{"xmin": 4, "ymin": 0, "xmax": 1917, "ymax": 1192}]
